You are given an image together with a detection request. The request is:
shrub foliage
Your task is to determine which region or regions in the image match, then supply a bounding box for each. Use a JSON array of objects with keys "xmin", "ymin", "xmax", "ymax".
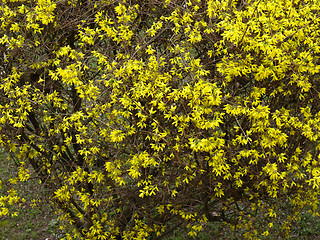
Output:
[{"xmin": 1, "ymin": 0, "xmax": 320, "ymax": 239}]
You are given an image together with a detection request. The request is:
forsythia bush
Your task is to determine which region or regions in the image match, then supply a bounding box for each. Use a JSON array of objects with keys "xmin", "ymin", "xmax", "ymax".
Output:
[{"xmin": 1, "ymin": 0, "xmax": 320, "ymax": 239}]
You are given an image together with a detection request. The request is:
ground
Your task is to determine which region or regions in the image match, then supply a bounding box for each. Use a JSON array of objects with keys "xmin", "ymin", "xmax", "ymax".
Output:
[{"xmin": 0, "ymin": 152, "xmax": 61, "ymax": 240}]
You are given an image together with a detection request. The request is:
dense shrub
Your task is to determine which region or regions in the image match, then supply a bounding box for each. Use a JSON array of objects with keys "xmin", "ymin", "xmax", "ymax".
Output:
[{"xmin": 1, "ymin": 0, "xmax": 320, "ymax": 239}]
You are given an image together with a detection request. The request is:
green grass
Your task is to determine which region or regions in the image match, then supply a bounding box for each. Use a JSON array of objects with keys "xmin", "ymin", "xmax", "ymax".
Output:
[
  {"xmin": 163, "ymin": 222, "xmax": 229, "ymax": 240},
  {"xmin": 0, "ymin": 152, "xmax": 61, "ymax": 240}
]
